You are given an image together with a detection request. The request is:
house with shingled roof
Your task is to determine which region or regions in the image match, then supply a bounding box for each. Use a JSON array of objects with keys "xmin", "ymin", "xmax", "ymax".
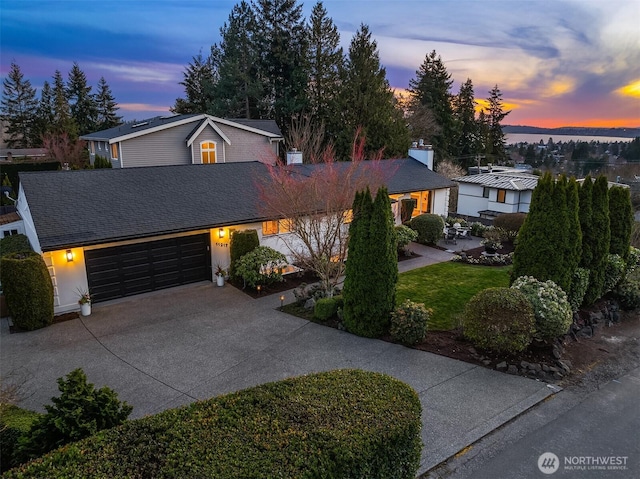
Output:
[
  {"xmin": 16, "ymin": 148, "xmax": 453, "ymax": 314},
  {"xmin": 453, "ymin": 171, "xmax": 539, "ymax": 219},
  {"xmin": 80, "ymin": 114, "xmax": 284, "ymax": 168}
]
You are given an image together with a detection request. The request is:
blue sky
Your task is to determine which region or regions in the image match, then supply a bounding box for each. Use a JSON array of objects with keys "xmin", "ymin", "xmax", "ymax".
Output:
[{"xmin": 1, "ymin": 0, "xmax": 638, "ymax": 127}]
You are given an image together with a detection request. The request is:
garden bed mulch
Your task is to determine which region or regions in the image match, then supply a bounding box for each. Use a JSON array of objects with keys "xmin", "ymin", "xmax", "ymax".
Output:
[{"xmin": 228, "ymin": 270, "xmax": 320, "ymax": 299}]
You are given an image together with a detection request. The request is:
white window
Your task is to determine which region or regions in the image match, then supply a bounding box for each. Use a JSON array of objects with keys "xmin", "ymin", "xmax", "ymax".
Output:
[{"xmin": 201, "ymin": 141, "xmax": 217, "ymax": 164}]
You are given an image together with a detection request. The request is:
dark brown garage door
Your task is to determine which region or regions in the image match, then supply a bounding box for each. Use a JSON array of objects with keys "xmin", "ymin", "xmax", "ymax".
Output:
[{"xmin": 85, "ymin": 234, "xmax": 211, "ymax": 302}]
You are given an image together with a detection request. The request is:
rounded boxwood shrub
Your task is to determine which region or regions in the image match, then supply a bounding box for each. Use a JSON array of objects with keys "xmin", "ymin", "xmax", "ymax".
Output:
[
  {"xmin": 603, "ymin": 254, "xmax": 626, "ymax": 294},
  {"xmin": 511, "ymin": 276, "xmax": 573, "ymax": 341},
  {"xmin": 0, "ymin": 252, "xmax": 53, "ymax": 331},
  {"xmin": 313, "ymin": 296, "xmax": 343, "ymax": 321},
  {"xmin": 410, "ymin": 213, "xmax": 445, "ymax": 245},
  {"xmin": 390, "ymin": 299, "xmax": 431, "ymax": 345},
  {"xmin": 613, "ymin": 274, "xmax": 640, "ymax": 311},
  {"xmin": 462, "ymin": 287, "xmax": 535, "ymax": 354},
  {"xmin": 5, "ymin": 370, "xmax": 422, "ymax": 479}
]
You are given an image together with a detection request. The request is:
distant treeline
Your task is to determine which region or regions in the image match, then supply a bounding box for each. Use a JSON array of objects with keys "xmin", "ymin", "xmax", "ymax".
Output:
[{"xmin": 503, "ymin": 125, "xmax": 640, "ymax": 139}]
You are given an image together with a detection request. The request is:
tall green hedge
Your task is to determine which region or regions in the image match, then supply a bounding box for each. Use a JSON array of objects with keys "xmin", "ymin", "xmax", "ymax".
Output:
[
  {"xmin": 0, "ymin": 252, "xmax": 53, "ymax": 330},
  {"xmin": 584, "ymin": 176, "xmax": 611, "ymax": 304},
  {"xmin": 579, "ymin": 175, "xmax": 594, "ymax": 268},
  {"xmin": 609, "ymin": 186, "xmax": 633, "ymax": 261},
  {"xmin": 4, "ymin": 370, "xmax": 423, "ymax": 479},
  {"xmin": 229, "ymin": 229, "xmax": 259, "ymax": 279}
]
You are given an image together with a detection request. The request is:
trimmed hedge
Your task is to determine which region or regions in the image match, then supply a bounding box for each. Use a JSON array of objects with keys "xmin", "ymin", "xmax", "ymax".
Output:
[
  {"xmin": 493, "ymin": 212, "xmax": 527, "ymax": 234},
  {"xmin": 0, "ymin": 252, "xmax": 53, "ymax": 330},
  {"xmin": 314, "ymin": 296, "xmax": 343, "ymax": 321},
  {"xmin": 0, "ymin": 406, "xmax": 41, "ymax": 473},
  {"xmin": 0, "ymin": 234, "xmax": 32, "ymax": 258},
  {"xmin": 4, "ymin": 370, "xmax": 423, "ymax": 479},
  {"xmin": 229, "ymin": 229, "xmax": 259, "ymax": 279},
  {"xmin": 463, "ymin": 287, "xmax": 535, "ymax": 354},
  {"xmin": 410, "ymin": 214, "xmax": 445, "ymax": 245}
]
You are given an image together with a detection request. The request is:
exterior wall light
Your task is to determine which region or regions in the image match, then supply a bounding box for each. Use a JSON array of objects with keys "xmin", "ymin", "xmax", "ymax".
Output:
[
  {"xmin": 218, "ymin": 228, "xmax": 225, "ymax": 239},
  {"xmin": 66, "ymin": 250, "xmax": 74, "ymax": 262}
]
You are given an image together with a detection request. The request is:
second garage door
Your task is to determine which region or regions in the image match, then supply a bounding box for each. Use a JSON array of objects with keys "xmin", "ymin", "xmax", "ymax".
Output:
[{"xmin": 85, "ymin": 234, "xmax": 211, "ymax": 302}]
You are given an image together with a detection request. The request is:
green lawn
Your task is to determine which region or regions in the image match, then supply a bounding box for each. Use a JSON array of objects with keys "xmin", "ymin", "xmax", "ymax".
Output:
[{"xmin": 397, "ymin": 262, "xmax": 512, "ymax": 331}]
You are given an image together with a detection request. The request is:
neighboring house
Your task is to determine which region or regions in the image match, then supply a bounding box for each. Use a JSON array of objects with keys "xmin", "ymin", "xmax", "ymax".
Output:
[
  {"xmin": 17, "ymin": 150, "xmax": 453, "ymax": 314},
  {"xmin": 80, "ymin": 114, "xmax": 284, "ymax": 168},
  {"xmin": 0, "ymin": 148, "xmax": 48, "ymax": 162},
  {"xmin": 454, "ymin": 172, "xmax": 539, "ymax": 219},
  {"xmin": 0, "ymin": 206, "xmax": 24, "ymax": 238}
]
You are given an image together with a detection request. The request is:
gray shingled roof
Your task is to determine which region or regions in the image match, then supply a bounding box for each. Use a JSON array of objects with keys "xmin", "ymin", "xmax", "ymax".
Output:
[
  {"xmin": 453, "ymin": 172, "xmax": 539, "ymax": 191},
  {"xmin": 224, "ymin": 118, "xmax": 282, "ymax": 136},
  {"xmin": 20, "ymin": 158, "xmax": 453, "ymax": 251}
]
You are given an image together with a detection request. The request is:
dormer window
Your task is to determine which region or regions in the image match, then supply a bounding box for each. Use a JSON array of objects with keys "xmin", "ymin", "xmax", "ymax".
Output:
[{"xmin": 201, "ymin": 141, "xmax": 217, "ymax": 164}]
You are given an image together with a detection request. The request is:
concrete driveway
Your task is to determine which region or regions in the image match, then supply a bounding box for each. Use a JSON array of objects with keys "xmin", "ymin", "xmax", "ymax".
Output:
[{"xmin": 1, "ymin": 281, "xmax": 553, "ymax": 474}]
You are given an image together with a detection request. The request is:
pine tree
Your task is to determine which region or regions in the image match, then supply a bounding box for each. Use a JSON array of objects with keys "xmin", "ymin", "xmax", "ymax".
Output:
[
  {"xmin": 95, "ymin": 77, "xmax": 122, "ymax": 130},
  {"xmin": 173, "ymin": 52, "xmax": 217, "ymax": 115},
  {"xmin": 1, "ymin": 62, "xmax": 38, "ymax": 148},
  {"xmin": 51, "ymin": 70, "xmax": 77, "ymax": 138},
  {"xmin": 407, "ymin": 50, "xmax": 456, "ymax": 163},
  {"xmin": 483, "ymin": 85, "xmax": 510, "ymax": 163},
  {"xmin": 551, "ymin": 175, "xmax": 571, "ymax": 292},
  {"xmin": 67, "ymin": 62, "xmax": 98, "ymax": 135},
  {"xmin": 336, "ymin": 24, "xmax": 409, "ymax": 159},
  {"xmin": 584, "ymin": 175, "xmax": 610, "ymax": 304},
  {"xmin": 253, "ymin": 0, "xmax": 308, "ymax": 131},
  {"xmin": 608, "ymin": 186, "xmax": 633, "ymax": 261},
  {"xmin": 343, "ymin": 188, "xmax": 373, "ymax": 336},
  {"xmin": 209, "ymin": 1, "xmax": 261, "ymax": 118},
  {"xmin": 32, "ymin": 80, "xmax": 55, "ymax": 146},
  {"xmin": 452, "ymin": 78, "xmax": 478, "ymax": 167},
  {"xmin": 306, "ymin": 1, "xmax": 344, "ymax": 142}
]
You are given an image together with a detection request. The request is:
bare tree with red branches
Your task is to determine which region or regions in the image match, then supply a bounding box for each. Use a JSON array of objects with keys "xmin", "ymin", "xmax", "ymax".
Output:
[
  {"xmin": 257, "ymin": 128, "xmax": 397, "ymax": 295},
  {"xmin": 42, "ymin": 132, "xmax": 89, "ymax": 169}
]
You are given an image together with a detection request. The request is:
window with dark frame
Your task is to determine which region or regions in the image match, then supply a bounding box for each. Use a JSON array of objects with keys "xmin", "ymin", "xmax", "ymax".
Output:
[{"xmin": 483, "ymin": 187, "xmax": 490, "ymax": 198}]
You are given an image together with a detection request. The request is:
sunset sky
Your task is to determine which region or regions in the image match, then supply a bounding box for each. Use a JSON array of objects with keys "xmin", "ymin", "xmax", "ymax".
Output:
[{"xmin": 1, "ymin": 0, "xmax": 638, "ymax": 128}]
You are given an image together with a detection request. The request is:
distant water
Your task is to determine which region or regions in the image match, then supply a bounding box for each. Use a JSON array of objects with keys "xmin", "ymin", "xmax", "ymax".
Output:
[{"xmin": 506, "ymin": 133, "xmax": 634, "ymax": 145}]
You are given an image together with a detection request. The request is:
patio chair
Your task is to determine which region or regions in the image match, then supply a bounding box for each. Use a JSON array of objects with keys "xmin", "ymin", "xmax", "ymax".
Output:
[
  {"xmin": 445, "ymin": 228, "xmax": 457, "ymax": 244},
  {"xmin": 457, "ymin": 229, "xmax": 470, "ymax": 240}
]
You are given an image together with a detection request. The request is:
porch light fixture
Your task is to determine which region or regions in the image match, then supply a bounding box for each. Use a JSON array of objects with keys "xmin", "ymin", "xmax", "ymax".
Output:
[
  {"xmin": 218, "ymin": 228, "xmax": 225, "ymax": 239},
  {"xmin": 66, "ymin": 250, "xmax": 74, "ymax": 262}
]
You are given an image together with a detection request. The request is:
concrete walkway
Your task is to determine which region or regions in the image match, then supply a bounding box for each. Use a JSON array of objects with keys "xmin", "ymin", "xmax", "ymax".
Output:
[{"xmin": 0, "ymin": 242, "xmax": 552, "ymax": 475}]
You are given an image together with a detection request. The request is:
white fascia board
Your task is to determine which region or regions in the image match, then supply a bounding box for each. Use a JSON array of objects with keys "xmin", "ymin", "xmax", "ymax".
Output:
[
  {"xmin": 207, "ymin": 115, "xmax": 283, "ymax": 139},
  {"xmin": 186, "ymin": 118, "xmax": 231, "ymax": 146},
  {"xmin": 16, "ymin": 183, "xmax": 42, "ymax": 253},
  {"xmin": 108, "ymin": 115, "xmax": 207, "ymax": 143}
]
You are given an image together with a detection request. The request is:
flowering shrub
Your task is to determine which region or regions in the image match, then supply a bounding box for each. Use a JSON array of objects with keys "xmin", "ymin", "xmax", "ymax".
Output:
[
  {"xmin": 568, "ymin": 268, "xmax": 590, "ymax": 312},
  {"xmin": 625, "ymin": 246, "xmax": 640, "ymax": 276},
  {"xmin": 451, "ymin": 253, "xmax": 513, "ymax": 266},
  {"xmin": 481, "ymin": 228, "xmax": 503, "ymax": 251},
  {"xmin": 395, "ymin": 225, "xmax": 418, "ymax": 254},
  {"xmin": 390, "ymin": 300, "xmax": 431, "ymax": 345},
  {"xmin": 235, "ymin": 246, "xmax": 287, "ymax": 288},
  {"xmin": 462, "ymin": 287, "xmax": 535, "ymax": 354},
  {"xmin": 511, "ymin": 276, "xmax": 572, "ymax": 341},
  {"xmin": 469, "ymin": 222, "xmax": 487, "ymax": 237},
  {"xmin": 603, "ymin": 254, "xmax": 626, "ymax": 294}
]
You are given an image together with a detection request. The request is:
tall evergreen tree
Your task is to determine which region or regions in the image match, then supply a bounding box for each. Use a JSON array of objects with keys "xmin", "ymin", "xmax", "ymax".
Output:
[
  {"xmin": 579, "ymin": 175, "xmax": 594, "ymax": 268},
  {"xmin": 565, "ymin": 176, "xmax": 583, "ymax": 280},
  {"xmin": 95, "ymin": 77, "xmax": 122, "ymax": 131},
  {"xmin": 513, "ymin": 173, "xmax": 562, "ymax": 284},
  {"xmin": 32, "ymin": 80, "xmax": 55, "ymax": 146},
  {"xmin": 551, "ymin": 175, "xmax": 571, "ymax": 292},
  {"xmin": 584, "ymin": 175, "xmax": 610, "ymax": 304},
  {"xmin": 253, "ymin": 0, "xmax": 308, "ymax": 130},
  {"xmin": 1, "ymin": 62, "xmax": 38, "ymax": 148},
  {"xmin": 608, "ymin": 186, "xmax": 633, "ymax": 261},
  {"xmin": 452, "ymin": 78, "xmax": 478, "ymax": 167},
  {"xmin": 209, "ymin": 1, "xmax": 261, "ymax": 118},
  {"xmin": 483, "ymin": 85, "xmax": 510, "ymax": 163},
  {"xmin": 51, "ymin": 70, "xmax": 77, "ymax": 138},
  {"xmin": 337, "ymin": 24, "xmax": 409, "ymax": 159},
  {"xmin": 67, "ymin": 62, "xmax": 98, "ymax": 135},
  {"xmin": 173, "ymin": 52, "xmax": 217, "ymax": 115},
  {"xmin": 343, "ymin": 188, "xmax": 374, "ymax": 336},
  {"xmin": 306, "ymin": 1, "xmax": 344, "ymax": 142},
  {"xmin": 407, "ymin": 50, "xmax": 456, "ymax": 163}
]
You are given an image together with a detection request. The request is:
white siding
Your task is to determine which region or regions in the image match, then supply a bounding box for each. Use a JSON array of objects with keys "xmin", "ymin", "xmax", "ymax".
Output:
[
  {"xmin": 45, "ymin": 249, "xmax": 90, "ymax": 315},
  {"xmin": 456, "ymin": 183, "xmax": 488, "ymax": 217},
  {"xmin": 431, "ymin": 189, "xmax": 450, "ymax": 216}
]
